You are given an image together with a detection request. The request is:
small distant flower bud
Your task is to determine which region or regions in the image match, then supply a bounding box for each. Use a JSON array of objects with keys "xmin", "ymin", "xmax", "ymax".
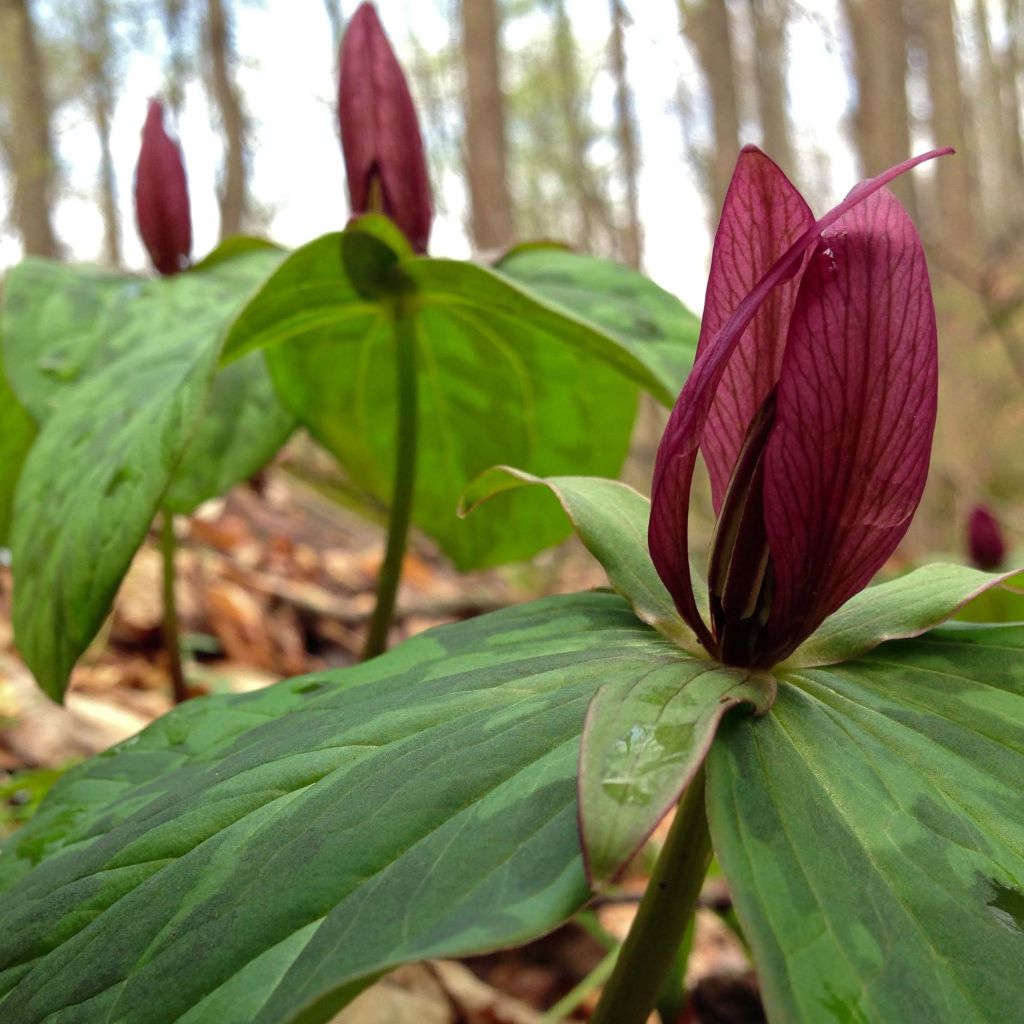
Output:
[
  {"xmin": 134, "ymin": 100, "xmax": 192, "ymax": 276},
  {"xmin": 338, "ymin": 3, "xmax": 432, "ymax": 253},
  {"xmin": 968, "ymin": 505, "xmax": 1006, "ymax": 571}
]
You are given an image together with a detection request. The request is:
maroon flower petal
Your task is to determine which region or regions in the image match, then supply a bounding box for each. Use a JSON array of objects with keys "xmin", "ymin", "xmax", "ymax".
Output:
[
  {"xmin": 696, "ymin": 146, "xmax": 813, "ymax": 513},
  {"xmin": 967, "ymin": 504, "xmax": 1006, "ymax": 571},
  {"xmin": 134, "ymin": 99, "xmax": 191, "ymax": 276},
  {"xmin": 339, "ymin": 3, "xmax": 433, "ymax": 253},
  {"xmin": 759, "ymin": 187, "xmax": 938, "ymax": 662},
  {"xmin": 648, "ymin": 149, "xmax": 950, "ymax": 652}
]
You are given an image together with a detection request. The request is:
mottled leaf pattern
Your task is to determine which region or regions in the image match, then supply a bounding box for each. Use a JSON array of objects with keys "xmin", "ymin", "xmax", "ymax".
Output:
[
  {"xmin": 9, "ymin": 248, "xmax": 285, "ymax": 699},
  {"xmin": 708, "ymin": 622, "xmax": 1024, "ymax": 1024},
  {"xmin": 0, "ymin": 593, "xmax": 672, "ymax": 1024},
  {"xmin": 762, "ymin": 188, "xmax": 937, "ymax": 660}
]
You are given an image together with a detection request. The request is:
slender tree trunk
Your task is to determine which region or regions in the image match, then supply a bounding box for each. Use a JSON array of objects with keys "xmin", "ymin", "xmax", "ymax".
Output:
[
  {"xmin": 161, "ymin": 0, "xmax": 190, "ymax": 120},
  {"xmin": 746, "ymin": 0, "xmax": 795, "ymax": 177},
  {"xmin": 997, "ymin": 0, "xmax": 1024, "ymax": 222},
  {"xmin": 83, "ymin": 0, "xmax": 121, "ymax": 265},
  {"xmin": 548, "ymin": 0, "xmax": 609, "ymax": 252},
  {"xmin": 204, "ymin": 0, "xmax": 249, "ymax": 239},
  {"xmin": 0, "ymin": 0, "xmax": 59, "ymax": 257},
  {"xmin": 459, "ymin": 0, "xmax": 515, "ymax": 252},
  {"xmin": 609, "ymin": 0, "xmax": 642, "ymax": 268},
  {"xmin": 840, "ymin": 0, "xmax": 916, "ymax": 213},
  {"xmin": 911, "ymin": 0, "xmax": 977, "ymax": 252},
  {"xmin": 679, "ymin": 0, "xmax": 741, "ymax": 222}
]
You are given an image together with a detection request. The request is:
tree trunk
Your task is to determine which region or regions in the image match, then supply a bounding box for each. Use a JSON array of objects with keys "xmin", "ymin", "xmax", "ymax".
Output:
[
  {"xmin": 746, "ymin": 0, "xmax": 795, "ymax": 178},
  {"xmin": 609, "ymin": 0, "xmax": 642, "ymax": 268},
  {"xmin": 549, "ymin": 0, "xmax": 610, "ymax": 253},
  {"xmin": 204, "ymin": 0, "xmax": 249, "ymax": 240},
  {"xmin": 83, "ymin": 0, "xmax": 121, "ymax": 265},
  {"xmin": 459, "ymin": 0, "xmax": 515, "ymax": 252},
  {"xmin": 161, "ymin": 0, "xmax": 190, "ymax": 120},
  {"xmin": 840, "ymin": 0, "xmax": 916, "ymax": 213},
  {"xmin": 911, "ymin": 0, "xmax": 977, "ymax": 252},
  {"xmin": 0, "ymin": 0, "xmax": 59, "ymax": 257},
  {"xmin": 679, "ymin": 0, "xmax": 741, "ymax": 223}
]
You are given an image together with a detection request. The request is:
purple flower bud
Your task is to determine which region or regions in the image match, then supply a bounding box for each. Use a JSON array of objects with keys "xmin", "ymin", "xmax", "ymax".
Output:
[
  {"xmin": 134, "ymin": 100, "xmax": 192, "ymax": 276},
  {"xmin": 968, "ymin": 505, "xmax": 1006, "ymax": 570},
  {"xmin": 649, "ymin": 146, "xmax": 952, "ymax": 667},
  {"xmin": 338, "ymin": 3, "xmax": 432, "ymax": 254}
]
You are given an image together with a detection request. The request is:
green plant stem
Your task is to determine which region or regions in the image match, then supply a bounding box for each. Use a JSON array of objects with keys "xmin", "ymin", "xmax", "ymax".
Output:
[
  {"xmin": 362, "ymin": 304, "xmax": 418, "ymax": 660},
  {"xmin": 590, "ymin": 768, "xmax": 711, "ymax": 1024},
  {"xmin": 160, "ymin": 514, "xmax": 189, "ymax": 704},
  {"xmin": 539, "ymin": 945, "xmax": 619, "ymax": 1023}
]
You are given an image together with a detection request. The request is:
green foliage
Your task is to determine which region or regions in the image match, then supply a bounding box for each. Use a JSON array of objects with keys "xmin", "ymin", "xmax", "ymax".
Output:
[
  {"xmin": 0, "ymin": 592, "xmax": 670, "ymax": 1024},
  {"xmin": 1, "ymin": 245, "xmax": 294, "ymax": 700},
  {"xmin": 496, "ymin": 246, "xmax": 699, "ymax": 398},
  {"xmin": 710, "ymin": 623, "xmax": 1024, "ymax": 1023},
  {"xmin": 222, "ymin": 223, "xmax": 691, "ymax": 569}
]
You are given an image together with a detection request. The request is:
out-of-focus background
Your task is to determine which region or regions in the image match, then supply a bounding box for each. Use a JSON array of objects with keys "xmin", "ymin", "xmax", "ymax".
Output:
[
  {"xmin": 0, "ymin": 3, "xmax": 1021, "ymax": 1015},
  {"xmin": 2, "ymin": 0, "xmax": 1022, "ymax": 543}
]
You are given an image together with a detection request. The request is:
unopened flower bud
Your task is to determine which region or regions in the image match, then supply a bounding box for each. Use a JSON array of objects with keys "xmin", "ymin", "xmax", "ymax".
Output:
[
  {"xmin": 339, "ymin": 3, "xmax": 432, "ymax": 253},
  {"xmin": 968, "ymin": 504, "xmax": 1006, "ymax": 571},
  {"xmin": 134, "ymin": 100, "xmax": 192, "ymax": 276}
]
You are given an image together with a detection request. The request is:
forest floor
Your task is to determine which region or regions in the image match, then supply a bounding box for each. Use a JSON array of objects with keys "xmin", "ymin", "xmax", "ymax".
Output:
[{"xmin": 0, "ymin": 459, "xmax": 763, "ymax": 1024}]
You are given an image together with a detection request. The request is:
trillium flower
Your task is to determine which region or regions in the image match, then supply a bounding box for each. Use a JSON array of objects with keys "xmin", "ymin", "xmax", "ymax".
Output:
[
  {"xmin": 134, "ymin": 99, "xmax": 192, "ymax": 276},
  {"xmin": 650, "ymin": 146, "xmax": 950, "ymax": 668},
  {"xmin": 338, "ymin": 2, "xmax": 433, "ymax": 253},
  {"xmin": 968, "ymin": 504, "xmax": 1006, "ymax": 570}
]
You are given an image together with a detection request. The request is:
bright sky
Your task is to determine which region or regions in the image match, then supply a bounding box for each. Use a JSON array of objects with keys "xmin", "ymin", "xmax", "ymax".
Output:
[{"xmin": 0, "ymin": 0, "xmax": 861, "ymax": 314}]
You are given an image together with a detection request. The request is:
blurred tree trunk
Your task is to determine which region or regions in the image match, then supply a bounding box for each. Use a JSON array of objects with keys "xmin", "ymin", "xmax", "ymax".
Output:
[
  {"xmin": 746, "ymin": 0, "xmax": 795, "ymax": 178},
  {"xmin": 549, "ymin": 0, "xmax": 610, "ymax": 252},
  {"xmin": 678, "ymin": 0, "xmax": 740, "ymax": 223},
  {"xmin": 912, "ymin": 0, "xmax": 977, "ymax": 253},
  {"xmin": 460, "ymin": 0, "xmax": 515, "ymax": 252},
  {"xmin": 323, "ymin": 0, "xmax": 344, "ymax": 58},
  {"xmin": 0, "ymin": 0, "xmax": 59, "ymax": 257},
  {"xmin": 204, "ymin": 0, "xmax": 250, "ymax": 239},
  {"xmin": 608, "ymin": 0, "xmax": 642, "ymax": 268},
  {"xmin": 840, "ymin": 0, "xmax": 916, "ymax": 213},
  {"xmin": 82, "ymin": 0, "xmax": 121, "ymax": 265},
  {"xmin": 161, "ymin": 0, "xmax": 190, "ymax": 119}
]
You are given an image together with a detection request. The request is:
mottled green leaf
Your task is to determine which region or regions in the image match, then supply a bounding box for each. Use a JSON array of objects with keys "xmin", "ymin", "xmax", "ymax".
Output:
[
  {"xmin": 0, "ymin": 592, "xmax": 675, "ymax": 1024},
  {"xmin": 788, "ymin": 562, "xmax": 1018, "ymax": 668},
  {"xmin": 163, "ymin": 350, "xmax": 295, "ymax": 515},
  {"xmin": 0, "ymin": 355, "xmax": 35, "ymax": 546},
  {"xmin": 708, "ymin": 622, "xmax": 1024, "ymax": 1024},
  {"xmin": 581, "ymin": 660, "xmax": 774, "ymax": 887},
  {"xmin": 10, "ymin": 249, "xmax": 284, "ymax": 699},
  {"xmin": 495, "ymin": 246, "xmax": 699, "ymax": 397},
  {"xmin": 459, "ymin": 467, "xmax": 703, "ymax": 651},
  {"xmin": 222, "ymin": 231, "xmax": 677, "ymax": 569},
  {"xmin": 2, "ymin": 259, "xmax": 140, "ymax": 421}
]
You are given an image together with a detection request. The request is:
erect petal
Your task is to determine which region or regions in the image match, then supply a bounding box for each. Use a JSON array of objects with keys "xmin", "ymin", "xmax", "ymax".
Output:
[
  {"xmin": 758, "ymin": 187, "xmax": 938, "ymax": 663},
  {"xmin": 648, "ymin": 149, "xmax": 950, "ymax": 652},
  {"xmin": 339, "ymin": 3, "xmax": 433, "ymax": 253},
  {"xmin": 697, "ymin": 146, "xmax": 813, "ymax": 513},
  {"xmin": 134, "ymin": 99, "xmax": 192, "ymax": 276}
]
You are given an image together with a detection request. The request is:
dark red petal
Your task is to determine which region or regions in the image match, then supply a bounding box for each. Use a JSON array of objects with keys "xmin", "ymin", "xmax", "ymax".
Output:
[
  {"xmin": 339, "ymin": 3, "xmax": 432, "ymax": 253},
  {"xmin": 648, "ymin": 148, "xmax": 950, "ymax": 651},
  {"xmin": 134, "ymin": 99, "xmax": 191, "ymax": 276},
  {"xmin": 697, "ymin": 147, "xmax": 813, "ymax": 513},
  {"xmin": 759, "ymin": 187, "xmax": 938, "ymax": 661}
]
